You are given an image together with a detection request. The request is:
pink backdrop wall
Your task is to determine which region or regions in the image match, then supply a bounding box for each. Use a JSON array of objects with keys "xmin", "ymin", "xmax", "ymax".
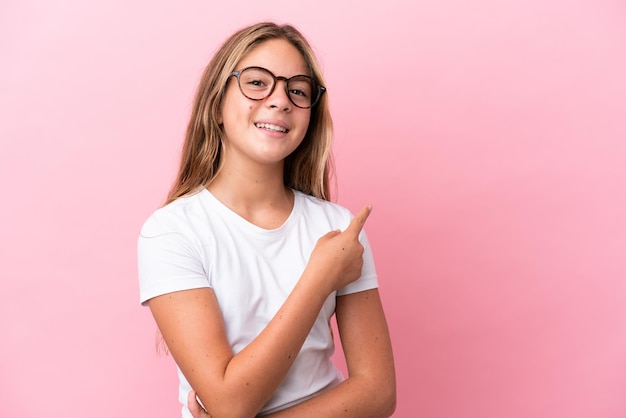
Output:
[{"xmin": 1, "ymin": 1, "xmax": 625, "ymax": 417}]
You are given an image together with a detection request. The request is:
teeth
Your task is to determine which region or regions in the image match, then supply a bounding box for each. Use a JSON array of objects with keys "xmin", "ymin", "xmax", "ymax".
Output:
[{"xmin": 255, "ymin": 123, "xmax": 287, "ymax": 133}]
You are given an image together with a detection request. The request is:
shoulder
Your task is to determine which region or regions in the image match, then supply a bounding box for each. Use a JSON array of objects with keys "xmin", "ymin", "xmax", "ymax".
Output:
[{"xmin": 140, "ymin": 189, "xmax": 208, "ymax": 239}]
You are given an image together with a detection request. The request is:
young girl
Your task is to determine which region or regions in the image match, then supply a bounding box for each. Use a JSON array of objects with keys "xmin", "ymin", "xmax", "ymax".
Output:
[{"xmin": 138, "ymin": 22, "xmax": 396, "ymax": 418}]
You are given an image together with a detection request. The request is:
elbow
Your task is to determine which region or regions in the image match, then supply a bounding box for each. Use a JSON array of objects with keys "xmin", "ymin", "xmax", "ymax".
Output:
[
  {"xmin": 360, "ymin": 364, "xmax": 396, "ymax": 417},
  {"xmin": 360, "ymin": 373, "xmax": 396, "ymax": 417},
  {"xmin": 373, "ymin": 371, "xmax": 396, "ymax": 417},
  {"xmin": 386, "ymin": 394, "xmax": 397, "ymax": 417},
  {"xmin": 381, "ymin": 383, "xmax": 397, "ymax": 417}
]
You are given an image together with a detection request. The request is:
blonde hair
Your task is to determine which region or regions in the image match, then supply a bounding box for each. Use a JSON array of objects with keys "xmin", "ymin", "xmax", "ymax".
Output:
[{"xmin": 166, "ymin": 22, "xmax": 335, "ymax": 204}]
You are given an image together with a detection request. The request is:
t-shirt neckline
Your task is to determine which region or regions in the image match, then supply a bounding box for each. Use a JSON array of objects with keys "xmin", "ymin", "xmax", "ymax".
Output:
[{"xmin": 199, "ymin": 188, "xmax": 302, "ymax": 236}]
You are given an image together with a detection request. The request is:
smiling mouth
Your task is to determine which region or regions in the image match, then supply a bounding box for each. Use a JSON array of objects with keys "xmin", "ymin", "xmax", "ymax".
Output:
[{"xmin": 255, "ymin": 123, "xmax": 289, "ymax": 133}]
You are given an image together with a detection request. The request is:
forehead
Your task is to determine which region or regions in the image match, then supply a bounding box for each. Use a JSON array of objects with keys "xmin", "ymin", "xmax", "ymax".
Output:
[{"xmin": 237, "ymin": 39, "xmax": 309, "ymax": 77}]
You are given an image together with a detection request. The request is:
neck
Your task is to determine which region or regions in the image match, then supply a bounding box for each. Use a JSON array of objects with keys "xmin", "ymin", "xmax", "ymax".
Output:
[
  {"xmin": 206, "ymin": 160, "xmax": 294, "ymax": 229},
  {"xmin": 209, "ymin": 159, "xmax": 288, "ymax": 202}
]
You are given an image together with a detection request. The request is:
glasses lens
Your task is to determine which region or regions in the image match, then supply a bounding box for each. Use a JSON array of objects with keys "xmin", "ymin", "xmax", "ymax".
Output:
[
  {"xmin": 287, "ymin": 76, "xmax": 316, "ymax": 108},
  {"xmin": 239, "ymin": 68, "xmax": 274, "ymax": 100},
  {"xmin": 238, "ymin": 67, "xmax": 320, "ymax": 108}
]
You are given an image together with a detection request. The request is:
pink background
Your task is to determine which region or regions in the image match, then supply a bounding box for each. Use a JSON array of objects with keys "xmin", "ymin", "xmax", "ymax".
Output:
[{"xmin": 1, "ymin": 0, "xmax": 625, "ymax": 417}]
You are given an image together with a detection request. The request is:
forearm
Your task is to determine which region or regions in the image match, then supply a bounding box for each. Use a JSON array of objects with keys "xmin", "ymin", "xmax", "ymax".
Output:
[
  {"xmin": 229, "ymin": 277, "xmax": 328, "ymax": 386},
  {"xmin": 261, "ymin": 374, "xmax": 396, "ymax": 418},
  {"xmin": 194, "ymin": 272, "xmax": 332, "ymax": 417}
]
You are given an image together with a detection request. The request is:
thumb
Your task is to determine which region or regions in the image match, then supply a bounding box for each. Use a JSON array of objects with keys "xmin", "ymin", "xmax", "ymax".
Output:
[{"xmin": 320, "ymin": 229, "xmax": 342, "ymax": 240}]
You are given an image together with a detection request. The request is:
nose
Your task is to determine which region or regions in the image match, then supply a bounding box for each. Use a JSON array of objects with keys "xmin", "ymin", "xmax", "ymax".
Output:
[{"xmin": 265, "ymin": 79, "xmax": 292, "ymax": 111}]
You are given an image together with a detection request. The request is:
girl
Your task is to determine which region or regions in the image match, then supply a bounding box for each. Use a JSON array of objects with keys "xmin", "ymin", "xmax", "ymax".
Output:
[{"xmin": 138, "ymin": 22, "xmax": 396, "ymax": 418}]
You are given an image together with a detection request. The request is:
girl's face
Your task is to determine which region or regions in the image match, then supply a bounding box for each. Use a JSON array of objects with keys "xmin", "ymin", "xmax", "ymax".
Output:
[{"xmin": 218, "ymin": 39, "xmax": 312, "ymax": 170}]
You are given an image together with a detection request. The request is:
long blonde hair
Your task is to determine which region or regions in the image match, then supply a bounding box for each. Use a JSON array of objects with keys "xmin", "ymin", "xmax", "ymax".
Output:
[{"xmin": 166, "ymin": 22, "xmax": 335, "ymax": 205}]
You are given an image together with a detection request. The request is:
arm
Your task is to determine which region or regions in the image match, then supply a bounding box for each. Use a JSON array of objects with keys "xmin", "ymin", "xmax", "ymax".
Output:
[
  {"xmin": 260, "ymin": 288, "xmax": 396, "ymax": 418},
  {"xmin": 149, "ymin": 205, "xmax": 373, "ymax": 418}
]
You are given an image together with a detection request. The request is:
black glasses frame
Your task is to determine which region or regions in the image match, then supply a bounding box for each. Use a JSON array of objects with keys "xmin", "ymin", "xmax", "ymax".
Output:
[{"xmin": 230, "ymin": 66, "xmax": 326, "ymax": 109}]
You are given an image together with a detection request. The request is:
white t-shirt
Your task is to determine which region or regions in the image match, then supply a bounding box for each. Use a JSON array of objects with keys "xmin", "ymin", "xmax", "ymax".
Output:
[{"xmin": 138, "ymin": 188, "xmax": 378, "ymax": 417}]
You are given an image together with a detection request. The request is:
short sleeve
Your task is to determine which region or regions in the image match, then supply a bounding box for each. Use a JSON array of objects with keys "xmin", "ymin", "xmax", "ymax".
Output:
[
  {"xmin": 137, "ymin": 216, "xmax": 210, "ymax": 305},
  {"xmin": 336, "ymin": 229, "xmax": 379, "ymax": 296}
]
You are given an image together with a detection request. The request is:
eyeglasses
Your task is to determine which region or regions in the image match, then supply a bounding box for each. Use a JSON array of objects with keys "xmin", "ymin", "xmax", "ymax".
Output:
[{"xmin": 230, "ymin": 66, "xmax": 326, "ymax": 109}]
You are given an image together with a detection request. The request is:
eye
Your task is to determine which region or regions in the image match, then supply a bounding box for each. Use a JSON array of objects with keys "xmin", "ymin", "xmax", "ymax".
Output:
[
  {"xmin": 240, "ymin": 68, "xmax": 273, "ymax": 90},
  {"xmin": 248, "ymin": 79, "xmax": 267, "ymax": 87},
  {"xmin": 288, "ymin": 88, "xmax": 308, "ymax": 97},
  {"xmin": 288, "ymin": 79, "xmax": 313, "ymax": 98}
]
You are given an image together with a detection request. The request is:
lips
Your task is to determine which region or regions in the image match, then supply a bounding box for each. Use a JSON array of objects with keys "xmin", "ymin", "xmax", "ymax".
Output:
[{"xmin": 255, "ymin": 122, "xmax": 289, "ymax": 133}]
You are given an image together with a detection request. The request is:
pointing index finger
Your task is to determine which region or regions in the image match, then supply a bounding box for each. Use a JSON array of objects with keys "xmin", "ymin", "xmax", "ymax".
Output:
[{"xmin": 345, "ymin": 204, "xmax": 372, "ymax": 236}]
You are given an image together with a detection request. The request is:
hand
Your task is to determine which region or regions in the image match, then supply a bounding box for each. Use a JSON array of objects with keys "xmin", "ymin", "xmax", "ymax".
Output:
[
  {"xmin": 306, "ymin": 205, "xmax": 372, "ymax": 292},
  {"xmin": 188, "ymin": 390, "xmax": 211, "ymax": 418}
]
